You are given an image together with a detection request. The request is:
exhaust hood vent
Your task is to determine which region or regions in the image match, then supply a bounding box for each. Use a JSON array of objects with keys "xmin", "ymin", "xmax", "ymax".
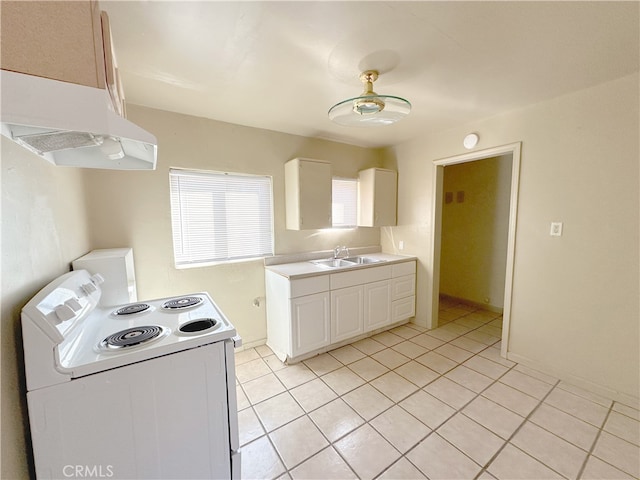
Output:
[
  {"xmin": 15, "ymin": 130, "xmax": 103, "ymax": 154},
  {"xmin": 1, "ymin": 70, "xmax": 157, "ymax": 170}
]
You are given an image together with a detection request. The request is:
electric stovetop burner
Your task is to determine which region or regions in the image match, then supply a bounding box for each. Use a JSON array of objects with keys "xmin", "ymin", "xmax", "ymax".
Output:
[
  {"xmin": 100, "ymin": 325, "xmax": 168, "ymax": 350},
  {"xmin": 113, "ymin": 303, "xmax": 152, "ymax": 316},
  {"xmin": 162, "ymin": 296, "xmax": 203, "ymax": 310},
  {"xmin": 178, "ymin": 318, "xmax": 219, "ymax": 335}
]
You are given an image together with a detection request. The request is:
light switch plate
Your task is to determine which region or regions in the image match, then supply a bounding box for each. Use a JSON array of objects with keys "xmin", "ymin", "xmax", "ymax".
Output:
[{"xmin": 550, "ymin": 222, "xmax": 563, "ymax": 236}]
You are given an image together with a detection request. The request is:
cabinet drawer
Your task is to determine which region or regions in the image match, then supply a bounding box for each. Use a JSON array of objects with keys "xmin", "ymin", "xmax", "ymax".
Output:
[
  {"xmin": 331, "ymin": 265, "xmax": 392, "ymax": 290},
  {"xmin": 392, "ymin": 296, "xmax": 415, "ymax": 323},
  {"xmin": 290, "ymin": 275, "xmax": 330, "ymax": 298},
  {"xmin": 392, "ymin": 261, "xmax": 416, "ymax": 277},
  {"xmin": 391, "ymin": 275, "xmax": 415, "ymax": 301}
]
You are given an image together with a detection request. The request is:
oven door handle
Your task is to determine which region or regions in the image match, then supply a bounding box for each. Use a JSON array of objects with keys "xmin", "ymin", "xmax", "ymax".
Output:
[{"xmin": 232, "ymin": 335, "xmax": 242, "ymax": 348}]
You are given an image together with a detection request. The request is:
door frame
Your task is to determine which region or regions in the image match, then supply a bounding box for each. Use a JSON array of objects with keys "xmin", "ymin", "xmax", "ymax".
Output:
[{"xmin": 429, "ymin": 142, "xmax": 521, "ymax": 357}]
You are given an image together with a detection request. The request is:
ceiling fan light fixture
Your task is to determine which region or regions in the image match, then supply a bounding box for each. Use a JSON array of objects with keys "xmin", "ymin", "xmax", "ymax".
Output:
[
  {"xmin": 328, "ymin": 70, "xmax": 411, "ymax": 127},
  {"xmin": 353, "ymin": 97, "xmax": 385, "ymax": 115}
]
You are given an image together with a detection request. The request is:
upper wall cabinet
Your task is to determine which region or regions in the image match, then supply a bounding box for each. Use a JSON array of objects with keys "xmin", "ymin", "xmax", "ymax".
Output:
[
  {"xmin": 0, "ymin": 0, "xmax": 125, "ymax": 117},
  {"xmin": 358, "ymin": 168, "xmax": 398, "ymax": 227},
  {"xmin": 285, "ymin": 158, "xmax": 332, "ymax": 230},
  {"xmin": 99, "ymin": 10, "xmax": 126, "ymax": 117}
]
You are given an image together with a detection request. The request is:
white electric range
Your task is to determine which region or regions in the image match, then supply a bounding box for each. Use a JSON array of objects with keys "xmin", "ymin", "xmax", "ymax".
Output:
[{"xmin": 22, "ymin": 269, "xmax": 241, "ymax": 479}]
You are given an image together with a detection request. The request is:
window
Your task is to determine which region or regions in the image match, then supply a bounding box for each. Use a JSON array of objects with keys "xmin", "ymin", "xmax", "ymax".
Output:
[
  {"xmin": 169, "ymin": 168, "xmax": 274, "ymax": 267},
  {"xmin": 332, "ymin": 177, "xmax": 358, "ymax": 228}
]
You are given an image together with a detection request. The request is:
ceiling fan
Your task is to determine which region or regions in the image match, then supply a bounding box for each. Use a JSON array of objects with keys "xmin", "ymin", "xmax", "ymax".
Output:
[{"xmin": 328, "ymin": 70, "xmax": 411, "ymax": 127}]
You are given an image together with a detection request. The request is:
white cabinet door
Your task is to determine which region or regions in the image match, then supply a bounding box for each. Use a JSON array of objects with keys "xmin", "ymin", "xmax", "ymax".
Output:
[
  {"xmin": 285, "ymin": 158, "xmax": 332, "ymax": 230},
  {"xmin": 291, "ymin": 292, "xmax": 330, "ymax": 356},
  {"xmin": 331, "ymin": 286, "xmax": 364, "ymax": 343},
  {"xmin": 358, "ymin": 168, "xmax": 397, "ymax": 227},
  {"xmin": 363, "ymin": 280, "xmax": 392, "ymax": 332}
]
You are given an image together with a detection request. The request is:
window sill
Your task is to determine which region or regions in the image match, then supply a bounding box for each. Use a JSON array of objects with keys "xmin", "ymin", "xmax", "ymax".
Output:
[{"xmin": 174, "ymin": 256, "xmax": 269, "ymax": 270}]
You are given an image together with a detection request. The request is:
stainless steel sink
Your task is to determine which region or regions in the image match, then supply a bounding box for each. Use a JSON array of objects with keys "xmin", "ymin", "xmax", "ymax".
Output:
[
  {"xmin": 310, "ymin": 258, "xmax": 353, "ymax": 268},
  {"xmin": 342, "ymin": 256, "xmax": 385, "ymax": 265},
  {"xmin": 310, "ymin": 256, "xmax": 385, "ymax": 268}
]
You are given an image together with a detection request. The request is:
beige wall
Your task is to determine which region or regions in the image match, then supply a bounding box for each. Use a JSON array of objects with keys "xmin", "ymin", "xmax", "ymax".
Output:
[
  {"xmin": 381, "ymin": 73, "xmax": 639, "ymax": 402},
  {"xmin": 440, "ymin": 155, "xmax": 512, "ymax": 309},
  {"xmin": 83, "ymin": 106, "xmax": 383, "ymax": 346},
  {"xmin": 1, "ymin": 139, "xmax": 92, "ymax": 479}
]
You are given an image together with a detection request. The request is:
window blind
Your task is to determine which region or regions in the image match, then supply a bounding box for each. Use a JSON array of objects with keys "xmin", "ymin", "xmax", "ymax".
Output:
[
  {"xmin": 332, "ymin": 177, "xmax": 358, "ymax": 228},
  {"xmin": 170, "ymin": 169, "xmax": 274, "ymax": 266}
]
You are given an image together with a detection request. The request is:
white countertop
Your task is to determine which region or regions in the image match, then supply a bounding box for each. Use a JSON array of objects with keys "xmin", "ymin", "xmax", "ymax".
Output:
[{"xmin": 265, "ymin": 252, "xmax": 417, "ymax": 279}]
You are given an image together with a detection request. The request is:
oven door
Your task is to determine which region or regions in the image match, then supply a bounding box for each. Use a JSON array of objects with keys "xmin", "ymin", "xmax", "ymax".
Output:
[{"xmin": 28, "ymin": 342, "xmax": 232, "ymax": 479}]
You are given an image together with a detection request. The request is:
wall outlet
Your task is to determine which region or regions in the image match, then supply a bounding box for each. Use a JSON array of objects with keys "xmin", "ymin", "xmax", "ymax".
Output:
[
  {"xmin": 550, "ymin": 222, "xmax": 563, "ymax": 236},
  {"xmin": 399, "ymin": 240, "xmax": 404, "ymax": 251},
  {"xmin": 456, "ymin": 191, "xmax": 465, "ymax": 203}
]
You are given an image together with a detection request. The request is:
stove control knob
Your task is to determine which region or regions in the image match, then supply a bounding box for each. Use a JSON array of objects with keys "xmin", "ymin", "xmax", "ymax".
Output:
[
  {"xmin": 65, "ymin": 298, "xmax": 82, "ymax": 312},
  {"xmin": 81, "ymin": 282, "xmax": 97, "ymax": 295},
  {"xmin": 90, "ymin": 274, "xmax": 105, "ymax": 285},
  {"xmin": 54, "ymin": 304, "xmax": 76, "ymax": 322}
]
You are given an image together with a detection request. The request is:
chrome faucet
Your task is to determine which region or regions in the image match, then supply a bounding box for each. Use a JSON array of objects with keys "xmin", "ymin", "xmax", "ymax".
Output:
[{"xmin": 334, "ymin": 245, "xmax": 350, "ymax": 259}]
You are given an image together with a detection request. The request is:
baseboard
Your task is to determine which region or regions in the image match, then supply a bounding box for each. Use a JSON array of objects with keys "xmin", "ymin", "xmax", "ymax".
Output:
[
  {"xmin": 439, "ymin": 293, "xmax": 504, "ymax": 314},
  {"xmin": 507, "ymin": 351, "xmax": 639, "ymax": 407},
  {"xmin": 235, "ymin": 338, "xmax": 267, "ymax": 351}
]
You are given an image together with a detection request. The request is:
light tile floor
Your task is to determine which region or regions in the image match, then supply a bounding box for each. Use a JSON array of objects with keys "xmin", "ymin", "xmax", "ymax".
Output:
[{"xmin": 236, "ymin": 299, "xmax": 640, "ymax": 480}]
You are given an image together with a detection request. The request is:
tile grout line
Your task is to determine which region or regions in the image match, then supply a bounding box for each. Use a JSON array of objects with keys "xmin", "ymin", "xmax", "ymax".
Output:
[
  {"xmin": 251, "ymin": 350, "xmax": 373, "ymax": 478},
  {"xmin": 281, "ymin": 369, "xmax": 365, "ymax": 478},
  {"xmin": 239, "ymin": 309, "xmax": 505, "ymax": 479},
  {"xmin": 396, "ymin": 356, "xmax": 521, "ymax": 478},
  {"xmin": 236, "ymin": 381, "xmax": 291, "ymax": 478},
  {"xmin": 238, "ymin": 310, "xmax": 637, "ymax": 480},
  {"xmin": 240, "ymin": 362, "xmax": 334, "ymax": 477},
  {"xmin": 239, "ymin": 308, "xmax": 501, "ymax": 407},
  {"xmin": 381, "ymin": 310, "xmax": 512, "ymax": 478},
  {"xmin": 363, "ymin": 318, "xmax": 515, "ymax": 477},
  {"xmin": 574, "ymin": 400, "xmax": 614, "ymax": 480},
  {"xmin": 475, "ymin": 378, "xmax": 564, "ymax": 479},
  {"xmin": 242, "ymin": 311, "xmax": 502, "ymax": 479},
  {"xmin": 241, "ymin": 307, "xmax": 593, "ymax": 479}
]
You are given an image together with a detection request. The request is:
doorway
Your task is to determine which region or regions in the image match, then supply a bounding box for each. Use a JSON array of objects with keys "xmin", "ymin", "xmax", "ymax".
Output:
[{"xmin": 429, "ymin": 143, "xmax": 521, "ymax": 357}]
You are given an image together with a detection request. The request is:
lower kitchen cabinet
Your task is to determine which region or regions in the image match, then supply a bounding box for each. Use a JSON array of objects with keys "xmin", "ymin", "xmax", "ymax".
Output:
[
  {"xmin": 266, "ymin": 259, "xmax": 416, "ymax": 363},
  {"xmin": 265, "ymin": 270, "xmax": 331, "ymax": 361}
]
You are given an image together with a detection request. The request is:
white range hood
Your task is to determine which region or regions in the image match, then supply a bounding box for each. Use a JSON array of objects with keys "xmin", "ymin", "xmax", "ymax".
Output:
[{"xmin": 1, "ymin": 70, "xmax": 157, "ymax": 170}]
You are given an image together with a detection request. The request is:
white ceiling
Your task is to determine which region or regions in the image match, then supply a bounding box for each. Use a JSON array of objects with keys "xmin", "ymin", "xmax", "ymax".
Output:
[{"xmin": 101, "ymin": 1, "xmax": 639, "ymax": 148}]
